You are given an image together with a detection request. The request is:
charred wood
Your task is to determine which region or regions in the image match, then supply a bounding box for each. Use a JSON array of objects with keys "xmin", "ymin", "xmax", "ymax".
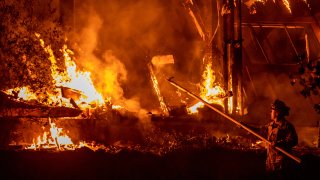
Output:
[
  {"xmin": 0, "ymin": 107, "xmax": 82, "ymax": 118},
  {"xmin": 0, "ymin": 91, "xmax": 82, "ymax": 118}
]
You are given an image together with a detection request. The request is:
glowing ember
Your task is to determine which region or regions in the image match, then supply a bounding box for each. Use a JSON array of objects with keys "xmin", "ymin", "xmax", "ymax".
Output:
[
  {"xmin": 283, "ymin": 0, "xmax": 292, "ymax": 14},
  {"xmin": 148, "ymin": 64, "xmax": 169, "ymax": 116},
  {"xmin": 188, "ymin": 63, "xmax": 226, "ymax": 114},
  {"xmin": 112, "ymin": 105, "xmax": 124, "ymax": 109}
]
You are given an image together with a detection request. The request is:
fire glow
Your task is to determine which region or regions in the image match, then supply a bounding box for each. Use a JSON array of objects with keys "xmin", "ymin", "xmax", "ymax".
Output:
[
  {"xmin": 148, "ymin": 64, "xmax": 169, "ymax": 116},
  {"xmin": 25, "ymin": 117, "xmax": 107, "ymax": 151},
  {"xmin": 5, "ymin": 33, "xmax": 105, "ymax": 109},
  {"xmin": 188, "ymin": 63, "xmax": 226, "ymax": 114},
  {"xmin": 37, "ymin": 33, "xmax": 104, "ymax": 108},
  {"xmin": 26, "ymin": 118, "xmax": 74, "ymax": 150},
  {"xmin": 4, "ymin": 33, "xmax": 116, "ymax": 150},
  {"xmin": 5, "ymin": 86, "xmax": 37, "ymax": 101}
]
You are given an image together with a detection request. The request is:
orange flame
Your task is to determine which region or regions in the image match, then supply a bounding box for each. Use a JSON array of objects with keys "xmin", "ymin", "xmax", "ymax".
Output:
[
  {"xmin": 5, "ymin": 86, "xmax": 37, "ymax": 101},
  {"xmin": 38, "ymin": 33, "xmax": 105, "ymax": 108},
  {"xmin": 6, "ymin": 33, "xmax": 105, "ymax": 109},
  {"xmin": 282, "ymin": 0, "xmax": 292, "ymax": 14},
  {"xmin": 25, "ymin": 118, "xmax": 108, "ymax": 151},
  {"xmin": 60, "ymin": 45, "xmax": 104, "ymax": 107},
  {"xmin": 188, "ymin": 63, "xmax": 225, "ymax": 114},
  {"xmin": 26, "ymin": 118, "xmax": 74, "ymax": 150}
]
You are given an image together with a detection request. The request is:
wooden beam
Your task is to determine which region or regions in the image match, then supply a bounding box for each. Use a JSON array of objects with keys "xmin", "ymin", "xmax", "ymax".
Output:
[{"xmin": 242, "ymin": 16, "xmax": 315, "ymax": 25}]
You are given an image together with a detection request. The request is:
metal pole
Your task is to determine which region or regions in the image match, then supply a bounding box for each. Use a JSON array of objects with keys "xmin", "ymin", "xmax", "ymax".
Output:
[{"xmin": 167, "ymin": 78, "xmax": 302, "ymax": 163}]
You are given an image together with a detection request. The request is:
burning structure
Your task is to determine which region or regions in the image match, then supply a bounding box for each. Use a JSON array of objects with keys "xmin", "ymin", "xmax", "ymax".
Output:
[{"xmin": 0, "ymin": 0, "xmax": 320, "ymax": 179}]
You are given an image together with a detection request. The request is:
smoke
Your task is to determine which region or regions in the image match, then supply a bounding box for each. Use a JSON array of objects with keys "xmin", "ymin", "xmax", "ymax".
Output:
[
  {"xmin": 65, "ymin": 8, "xmax": 149, "ymax": 121},
  {"xmin": 63, "ymin": 0, "xmax": 203, "ymax": 112},
  {"xmin": 246, "ymin": 72, "xmax": 319, "ymax": 124},
  {"xmin": 243, "ymin": 72, "xmax": 320, "ymax": 145}
]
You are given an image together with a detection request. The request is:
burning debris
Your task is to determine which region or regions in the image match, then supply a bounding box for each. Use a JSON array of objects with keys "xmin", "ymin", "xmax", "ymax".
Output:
[
  {"xmin": 188, "ymin": 62, "xmax": 232, "ymax": 114},
  {"xmin": 0, "ymin": 29, "xmax": 135, "ymax": 150},
  {"xmin": 148, "ymin": 63, "xmax": 169, "ymax": 116},
  {"xmin": 3, "ymin": 33, "xmax": 106, "ymax": 110},
  {"xmin": 26, "ymin": 118, "xmax": 74, "ymax": 150}
]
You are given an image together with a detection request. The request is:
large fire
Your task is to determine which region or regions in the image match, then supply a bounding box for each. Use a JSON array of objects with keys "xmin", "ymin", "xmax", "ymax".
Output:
[
  {"xmin": 36, "ymin": 33, "xmax": 104, "ymax": 108},
  {"xmin": 188, "ymin": 63, "xmax": 226, "ymax": 114},
  {"xmin": 5, "ymin": 33, "xmax": 105, "ymax": 109},
  {"xmin": 4, "ymin": 33, "xmax": 114, "ymax": 150}
]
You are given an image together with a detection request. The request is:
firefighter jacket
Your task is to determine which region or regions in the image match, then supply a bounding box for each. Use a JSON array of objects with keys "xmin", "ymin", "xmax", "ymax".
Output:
[{"xmin": 265, "ymin": 119, "xmax": 298, "ymax": 172}]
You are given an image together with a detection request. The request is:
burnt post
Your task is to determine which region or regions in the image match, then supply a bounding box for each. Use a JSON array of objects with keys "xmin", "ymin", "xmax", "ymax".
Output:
[
  {"xmin": 233, "ymin": 0, "xmax": 243, "ymax": 115},
  {"xmin": 222, "ymin": 0, "xmax": 242, "ymax": 115},
  {"xmin": 222, "ymin": 0, "xmax": 234, "ymax": 114}
]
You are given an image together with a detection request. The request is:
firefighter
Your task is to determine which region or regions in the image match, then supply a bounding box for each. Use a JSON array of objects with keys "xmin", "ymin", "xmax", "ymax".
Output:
[{"xmin": 265, "ymin": 99, "xmax": 298, "ymax": 178}]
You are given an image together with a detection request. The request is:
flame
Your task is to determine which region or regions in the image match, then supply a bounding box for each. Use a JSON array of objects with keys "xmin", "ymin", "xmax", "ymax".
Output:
[
  {"xmin": 188, "ymin": 63, "xmax": 226, "ymax": 114},
  {"xmin": 112, "ymin": 105, "xmax": 124, "ymax": 109},
  {"xmin": 148, "ymin": 64, "xmax": 169, "ymax": 116},
  {"xmin": 25, "ymin": 117, "xmax": 108, "ymax": 151},
  {"xmin": 5, "ymin": 33, "xmax": 105, "ymax": 109},
  {"xmin": 26, "ymin": 118, "xmax": 74, "ymax": 150},
  {"xmin": 5, "ymin": 86, "xmax": 37, "ymax": 101},
  {"xmin": 25, "ymin": 118, "xmax": 108, "ymax": 151},
  {"xmin": 26, "ymin": 123, "xmax": 106, "ymax": 151},
  {"xmin": 282, "ymin": 0, "xmax": 292, "ymax": 14},
  {"xmin": 60, "ymin": 45, "xmax": 104, "ymax": 107},
  {"xmin": 38, "ymin": 33, "xmax": 104, "ymax": 108}
]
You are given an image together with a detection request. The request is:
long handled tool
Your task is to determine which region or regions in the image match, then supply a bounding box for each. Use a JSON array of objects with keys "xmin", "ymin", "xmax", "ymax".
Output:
[{"xmin": 167, "ymin": 77, "xmax": 301, "ymax": 163}]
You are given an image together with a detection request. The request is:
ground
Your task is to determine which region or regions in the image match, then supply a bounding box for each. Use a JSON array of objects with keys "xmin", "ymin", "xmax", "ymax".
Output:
[{"xmin": 0, "ymin": 146, "xmax": 319, "ymax": 180}]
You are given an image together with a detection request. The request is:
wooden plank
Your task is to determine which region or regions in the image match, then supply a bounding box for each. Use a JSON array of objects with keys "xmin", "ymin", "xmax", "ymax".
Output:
[{"xmin": 0, "ymin": 91, "xmax": 82, "ymax": 118}]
